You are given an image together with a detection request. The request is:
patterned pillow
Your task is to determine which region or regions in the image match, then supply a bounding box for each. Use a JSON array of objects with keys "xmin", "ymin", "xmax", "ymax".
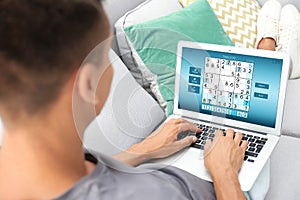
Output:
[{"xmin": 179, "ymin": 0, "xmax": 261, "ymax": 48}]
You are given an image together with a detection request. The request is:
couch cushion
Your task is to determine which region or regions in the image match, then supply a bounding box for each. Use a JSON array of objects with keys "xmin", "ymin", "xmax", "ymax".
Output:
[
  {"xmin": 83, "ymin": 49, "xmax": 165, "ymax": 155},
  {"xmin": 266, "ymin": 135, "xmax": 300, "ymax": 199},
  {"xmin": 281, "ymin": 78, "xmax": 300, "ymax": 137}
]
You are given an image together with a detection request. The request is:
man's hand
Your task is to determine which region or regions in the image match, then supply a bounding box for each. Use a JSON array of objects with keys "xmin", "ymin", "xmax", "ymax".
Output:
[
  {"xmin": 204, "ymin": 129, "xmax": 248, "ymax": 176},
  {"xmin": 113, "ymin": 118, "xmax": 199, "ymax": 166},
  {"xmin": 204, "ymin": 129, "xmax": 248, "ymax": 200},
  {"xmin": 131, "ymin": 118, "xmax": 199, "ymax": 158}
]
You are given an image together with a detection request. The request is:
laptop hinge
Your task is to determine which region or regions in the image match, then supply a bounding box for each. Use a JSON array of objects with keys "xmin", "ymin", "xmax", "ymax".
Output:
[{"xmin": 181, "ymin": 115, "xmax": 268, "ymax": 136}]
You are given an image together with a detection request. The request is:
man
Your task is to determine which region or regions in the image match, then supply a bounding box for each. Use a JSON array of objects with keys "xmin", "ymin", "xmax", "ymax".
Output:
[{"xmin": 0, "ymin": 0, "xmax": 247, "ymax": 199}]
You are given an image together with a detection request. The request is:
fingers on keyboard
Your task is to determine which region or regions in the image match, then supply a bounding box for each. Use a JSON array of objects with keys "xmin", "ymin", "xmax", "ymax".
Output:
[{"xmin": 192, "ymin": 123, "xmax": 268, "ymax": 163}]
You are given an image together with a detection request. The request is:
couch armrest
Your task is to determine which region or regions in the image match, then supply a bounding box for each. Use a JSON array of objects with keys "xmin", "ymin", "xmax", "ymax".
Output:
[{"xmin": 83, "ymin": 49, "xmax": 165, "ymax": 155}]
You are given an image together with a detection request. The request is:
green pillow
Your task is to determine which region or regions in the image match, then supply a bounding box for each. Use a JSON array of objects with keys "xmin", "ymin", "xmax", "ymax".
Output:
[{"xmin": 124, "ymin": 0, "xmax": 233, "ymax": 115}]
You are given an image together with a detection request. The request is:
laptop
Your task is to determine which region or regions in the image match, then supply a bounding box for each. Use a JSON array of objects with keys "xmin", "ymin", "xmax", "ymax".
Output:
[{"xmin": 155, "ymin": 41, "xmax": 290, "ymax": 191}]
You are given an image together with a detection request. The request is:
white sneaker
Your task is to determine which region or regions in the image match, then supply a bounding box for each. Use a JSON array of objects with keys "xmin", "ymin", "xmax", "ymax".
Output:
[
  {"xmin": 278, "ymin": 4, "xmax": 300, "ymax": 79},
  {"xmin": 255, "ymin": 0, "xmax": 282, "ymax": 48}
]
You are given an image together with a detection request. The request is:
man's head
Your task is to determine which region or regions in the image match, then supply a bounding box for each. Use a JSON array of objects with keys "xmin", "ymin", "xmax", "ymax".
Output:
[{"xmin": 0, "ymin": 0, "xmax": 111, "ymax": 120}]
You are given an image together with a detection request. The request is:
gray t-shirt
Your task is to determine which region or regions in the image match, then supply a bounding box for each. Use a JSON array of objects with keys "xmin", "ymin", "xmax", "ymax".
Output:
[{"xmin": 55, "ymin": 149, "xmax": 216, "ymax": 200}]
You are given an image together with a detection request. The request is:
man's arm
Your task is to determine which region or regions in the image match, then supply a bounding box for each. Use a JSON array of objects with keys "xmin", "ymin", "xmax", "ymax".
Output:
[
  {"xmin": 113, "ymin": 118, "xmax": 199, "ymax": 166},
  {"xmin": 114, "ymin": 120, "xmax": 248, "ymax": 199},
  {"xmin": 204, "ymin": 129, "xmax": 248, "ymax": 200},
  {"xmin": 211, "ymin": 170, "xmax": 245, "ymax": 200}
]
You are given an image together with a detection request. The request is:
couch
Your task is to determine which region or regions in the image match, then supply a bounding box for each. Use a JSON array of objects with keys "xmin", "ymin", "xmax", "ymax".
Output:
[
  {"xmin": 1, "ymin": 0, "xmax": 299, "ymax": 199},
  {"xmin": 86, "ymin": 0, "xmax": 300, "ymax": 199}
]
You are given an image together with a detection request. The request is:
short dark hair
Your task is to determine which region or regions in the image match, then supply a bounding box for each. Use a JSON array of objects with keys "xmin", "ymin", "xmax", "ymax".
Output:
[{"xmin": 0, "ymin": 0, "xmax": 106, "ymax": 115}]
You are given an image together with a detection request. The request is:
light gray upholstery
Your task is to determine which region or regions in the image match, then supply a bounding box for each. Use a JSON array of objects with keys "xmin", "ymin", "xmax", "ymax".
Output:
[
  {"xmin": 258, "ymin": 0, "xmax": 300, "ymax": 9},
  {"xmin": 282, "ymin": 79, "xmax": 300, "ymax": 138},
  {"xmin": 102, "ymin": 0, "xmax": 147, "ymax": 55},
  {"xmin": 266, "ymin": 135, "xmax": 300, "ymax": 199}
]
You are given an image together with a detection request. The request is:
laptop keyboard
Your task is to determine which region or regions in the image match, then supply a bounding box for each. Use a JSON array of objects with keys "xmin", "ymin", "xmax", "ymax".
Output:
[{"xmin": 177, "ymin": 123, "xmax": 268, "ymax": 163}]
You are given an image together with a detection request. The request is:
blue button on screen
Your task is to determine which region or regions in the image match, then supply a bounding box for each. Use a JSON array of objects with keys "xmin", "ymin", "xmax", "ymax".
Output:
[
  {"xmin": 255, "ymin": 82, "xmax": 270, "ymax": 89},
  {"xmin": 254, "ymin": 92, "xmax": 268, "ymax": 99},
  {"xmin": 188, "ymin": 85, "xmax": 200, "ymax": 94},
  {"xmin": 189, "ymin": 76, "xmax": 201, "ymax": 85},
  {"xmin": 189, "ymin": 67, "xmax": 201, "ymax": 76}
]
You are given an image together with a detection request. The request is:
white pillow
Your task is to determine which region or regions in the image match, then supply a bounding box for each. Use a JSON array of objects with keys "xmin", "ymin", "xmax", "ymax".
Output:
[
  {"xmin": 122, "ymin": 0, "xmax": 182, "ymax": 27},
  {"xmin": 83, "ymin": 50, "xmax": 165, "ymax": 155}
]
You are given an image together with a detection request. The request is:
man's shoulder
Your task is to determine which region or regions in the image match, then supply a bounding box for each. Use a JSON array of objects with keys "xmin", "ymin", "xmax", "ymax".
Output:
[
  {"xmin": 56, "ymin": 149, "xmax": 215, "ymax": 200},
  {"xmin": 56, "ymin": 161, "xmax": 188, "ymax": 200}
]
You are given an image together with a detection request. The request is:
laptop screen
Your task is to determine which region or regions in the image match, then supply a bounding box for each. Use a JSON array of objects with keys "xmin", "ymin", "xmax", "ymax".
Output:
[{"xmin": 178, "ymin": 47, "xmax": 284, "ymax": 128}]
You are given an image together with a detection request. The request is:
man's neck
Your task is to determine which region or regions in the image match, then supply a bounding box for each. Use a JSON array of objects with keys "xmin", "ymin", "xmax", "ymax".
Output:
[{"xmin": 0, "ymin": 106, "xmax": 90, "ymax": 199}]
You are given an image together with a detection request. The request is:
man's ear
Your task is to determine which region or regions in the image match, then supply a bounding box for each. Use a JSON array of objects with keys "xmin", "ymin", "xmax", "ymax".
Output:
[{"xmin": 77, "ymin": 63, "xmax": 100, "ymax": 104}]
